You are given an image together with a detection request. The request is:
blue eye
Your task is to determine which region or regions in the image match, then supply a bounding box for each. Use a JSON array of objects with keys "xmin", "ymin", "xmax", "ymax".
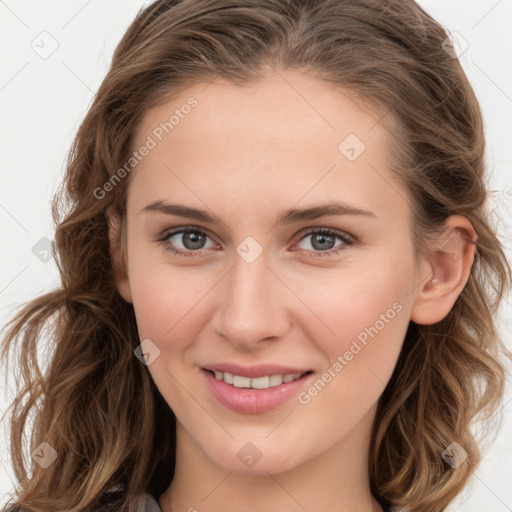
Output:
[
  {"xmin": 157, "ymin": 226, "xmax": 354, "ymax": 258},
  {"xmin": 158, "ymin": 228, "xmax": 217, "ymax": 257},
  {"xmin": 295, "ymin": 227, "xmax": 354, "ymax": 258}
]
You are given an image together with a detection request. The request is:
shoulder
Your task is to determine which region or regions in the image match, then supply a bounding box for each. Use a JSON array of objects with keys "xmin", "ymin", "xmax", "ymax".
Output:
[
  {"xmin": 1, "ymin": 500, "xmax": 24, "ymax": 512},
  {"xmin": 1, "ymin": 491, "xmax": 161, "ymax": 512},
  {"xmin": 101, "ymin": 490, "xmax": 162, "ymax": 512},
  {"xmin": 1, "ymin": 504, "xmax": 23, "ymax": 512},
  {"xmin": 97, "ymin": 490, "xmax": 162, "ymax": 512},
  {"xmin": 139, "ymin": 493, "xmax": 162, "ymax": 512}
]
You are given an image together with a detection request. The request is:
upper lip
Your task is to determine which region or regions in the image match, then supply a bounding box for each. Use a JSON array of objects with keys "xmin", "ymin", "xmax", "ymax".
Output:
[{"xmin": 202, "ymin": 363, "xmax": 312, "ymax": 379}]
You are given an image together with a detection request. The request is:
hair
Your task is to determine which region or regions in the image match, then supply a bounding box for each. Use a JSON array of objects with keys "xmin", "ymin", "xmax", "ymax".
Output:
[{"xmin": 1, "ymin": 0, "xmax": 510, "ymax": 511}]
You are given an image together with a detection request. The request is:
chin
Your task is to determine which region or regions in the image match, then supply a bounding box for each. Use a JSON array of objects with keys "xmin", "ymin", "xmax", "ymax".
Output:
[{"xmin": 203, "ymin": 439, "xmax": 307, "ymax": 476}]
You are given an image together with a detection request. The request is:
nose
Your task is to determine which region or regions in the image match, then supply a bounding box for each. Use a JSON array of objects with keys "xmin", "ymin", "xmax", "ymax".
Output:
[{"xmin": 211, "ymin": 246, "xmax": 291, "ymax": 350}]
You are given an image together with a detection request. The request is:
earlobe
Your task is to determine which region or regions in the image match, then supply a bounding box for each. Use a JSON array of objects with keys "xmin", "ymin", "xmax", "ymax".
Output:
[
  {"xmin": 410, "ymin": 215, "xmax": 477, "ymax": 325},
  {"xmin": 106, "ymin": 207, "xmax": 133, "ymax": 304}
]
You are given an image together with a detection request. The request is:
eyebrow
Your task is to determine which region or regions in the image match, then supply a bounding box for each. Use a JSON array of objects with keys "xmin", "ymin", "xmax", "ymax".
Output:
[{"xmin": 141, "ymin": 200, "xmax": 377, "ymax": 224}]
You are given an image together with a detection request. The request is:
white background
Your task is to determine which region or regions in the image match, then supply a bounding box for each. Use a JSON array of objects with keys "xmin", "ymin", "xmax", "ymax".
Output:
[{"xmin": 1, "ymin": 1, "xmax": 511, "ymax": 510}]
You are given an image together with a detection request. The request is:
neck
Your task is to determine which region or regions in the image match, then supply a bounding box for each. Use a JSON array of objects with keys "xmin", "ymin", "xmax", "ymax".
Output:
[{"xmin": 158, "ymin": 408, "xmax": 382, "ymax": 512}]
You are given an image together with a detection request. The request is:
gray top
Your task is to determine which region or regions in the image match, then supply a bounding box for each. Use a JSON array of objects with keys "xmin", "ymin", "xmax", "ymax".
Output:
[
  {"xmin": 2, "ymin": 492, "xmax": 397, "ymax": 511},
  {"xmin": 0, "ymin": 493, "xmax": 163, "ymax": 512},
  {"xmin": 140, "ymin": 493, "xmax": 162, "ymax": 512},
  {"xmin": 138, "ymin": 493, "xmax": 399, "ymax": 512}
]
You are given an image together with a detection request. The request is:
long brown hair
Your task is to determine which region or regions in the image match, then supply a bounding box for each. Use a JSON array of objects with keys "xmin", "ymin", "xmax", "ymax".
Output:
[{"xmin": 1, "ymin": 1, "xmax": 510, "ymax": 511}]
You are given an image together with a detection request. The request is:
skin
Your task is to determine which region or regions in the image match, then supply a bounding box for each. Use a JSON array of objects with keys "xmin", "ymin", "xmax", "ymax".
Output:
[{"xmin": 109, "ymin": 69, "xmax": 477, "ymax": 512}]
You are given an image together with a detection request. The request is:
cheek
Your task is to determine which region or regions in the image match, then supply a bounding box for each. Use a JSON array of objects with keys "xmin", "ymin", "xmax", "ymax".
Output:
[
  {"xmin": 294, "ymin": 277, "xmax": 410, "ymax": 432},
  {"xmin": 128, "ymin": 258, "xmax": 214, "ymax": 342},
  {"xmin": 299, "ymin": 257, "xmax": 411, "ymax": 342},
  {"xmin": 127, "ymin": 265, "xmax": 212, "ymax": 412},
  {"xmin": 293, "ymin": 253, "xmax": 413, "ymax": 394}
]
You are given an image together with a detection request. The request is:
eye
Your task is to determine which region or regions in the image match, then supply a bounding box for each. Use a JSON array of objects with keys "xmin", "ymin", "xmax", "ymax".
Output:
[
  {"xmin": 158, "ymin": 227, "xmax": 217, "ymax": 257},
  {"xmin": 157, "ymin": 226, "xmax": 355, "ymax": 258},
  {"xmin": 293, "ymin": 227, "xmax": 354, "ymax": 258}
]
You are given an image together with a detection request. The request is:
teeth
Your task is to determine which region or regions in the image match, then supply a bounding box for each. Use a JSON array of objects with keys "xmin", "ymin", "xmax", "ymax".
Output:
[
  {"xmin": 223, "ymin": 372, "xmax": 234, "ymax": 385},
  {"xmin": 269, "ymin": 375, "xmax": 283, "ymax": 387},
  {"xmin": 211, "ymin": 370, "xmax": 305, "ymax": 389},
  {"xmin": 251, "ymin": 376, "xmax": 269, "ymax": 389},
  {"xmin": 233, "ymin": 375, "xmax": 251, "ymax": 388}
]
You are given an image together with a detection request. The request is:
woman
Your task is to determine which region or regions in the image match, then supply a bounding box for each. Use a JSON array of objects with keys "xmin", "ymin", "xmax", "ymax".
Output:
[{"xmin": 1, "ymin": 1, "xmax": 510, "ymax": 511}]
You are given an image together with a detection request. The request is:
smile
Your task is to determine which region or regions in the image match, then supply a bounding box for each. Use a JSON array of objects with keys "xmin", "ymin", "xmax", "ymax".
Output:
[
  {"xmin": 206, "ymin": 369, "xmax": 312, "ymax": 389},
  {"xmin": 202, "ymin": 368, "xmax": 315, "ymax": 414}
]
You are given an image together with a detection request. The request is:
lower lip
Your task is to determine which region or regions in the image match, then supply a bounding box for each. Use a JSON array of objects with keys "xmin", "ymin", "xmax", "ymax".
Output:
[{"xmin": 202, "ymin": 369, "xmax": 315, "ymax": 414}]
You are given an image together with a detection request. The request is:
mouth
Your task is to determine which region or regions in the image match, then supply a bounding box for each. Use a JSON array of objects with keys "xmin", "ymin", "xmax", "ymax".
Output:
[
  {"xmin": 201, "ymin": 367, "xmax": 316, "ymax": 414},
  {"xmin": 203, "ymin": 368, "xmax": 314, "ymax": 390}
]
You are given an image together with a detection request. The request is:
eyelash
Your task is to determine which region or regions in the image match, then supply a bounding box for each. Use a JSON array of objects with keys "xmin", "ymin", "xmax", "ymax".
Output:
[{"xmin": 156, "ymin": 226, "xmax": 355, "ymax": 259}]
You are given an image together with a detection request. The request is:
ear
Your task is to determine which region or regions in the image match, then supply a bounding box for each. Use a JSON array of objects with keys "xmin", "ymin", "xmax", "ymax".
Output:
[
  {"xmin": 410, "ymin": 214, "xmax": 477, "ymax": 325},
  {"xmin": 106, "ymin": 206, "xmax": 133, "ymax": 304}
]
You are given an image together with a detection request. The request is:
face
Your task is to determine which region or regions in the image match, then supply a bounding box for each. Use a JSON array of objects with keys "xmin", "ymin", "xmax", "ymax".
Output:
[{"xmin": 114, "ymin": 70, "xmax": 426, "ymax": 476}]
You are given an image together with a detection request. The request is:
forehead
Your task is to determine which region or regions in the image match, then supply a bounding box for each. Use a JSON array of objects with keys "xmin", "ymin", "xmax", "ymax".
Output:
[
  {"xmin": 133, "ymin": 70, "xmax": 386, "ymax": 152},
  {"xmin": 128, "ymin": 70, "xmax": 408, "ymax": 222}
]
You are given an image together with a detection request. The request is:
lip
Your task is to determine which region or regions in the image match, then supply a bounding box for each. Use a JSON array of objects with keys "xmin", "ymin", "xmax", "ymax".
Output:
[
  {"xmin": 202, "ymin": 368, "xmax": 315, "ymax": 414},
  {"xmin": 201, "ymin": 362, "xmax": 312, "ymax": 378}
]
